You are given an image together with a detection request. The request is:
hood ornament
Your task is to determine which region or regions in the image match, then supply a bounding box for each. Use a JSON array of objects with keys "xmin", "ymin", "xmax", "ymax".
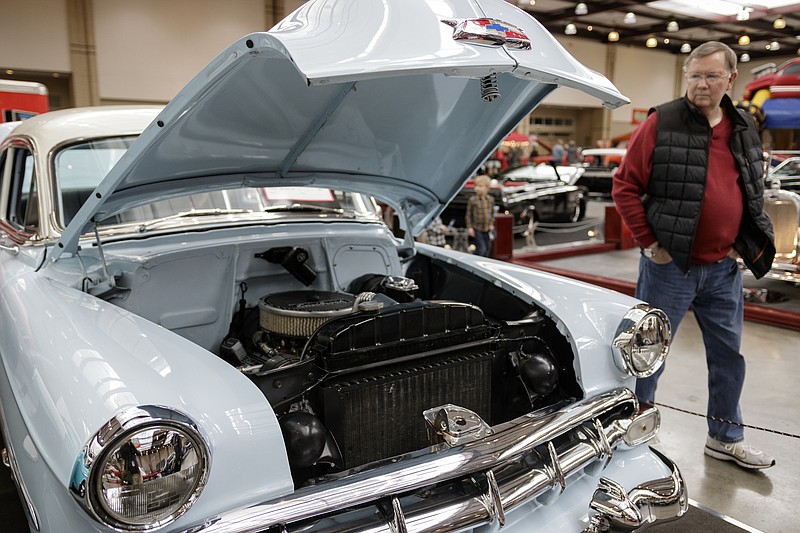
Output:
[{"xmin": 442, "ymin": 18, "xmax": 531, "ymax": 50}]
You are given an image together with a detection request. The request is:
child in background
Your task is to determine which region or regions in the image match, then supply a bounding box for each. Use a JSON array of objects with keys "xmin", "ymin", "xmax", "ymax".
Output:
[{"xmin": 466, "ymin": 174, "xmax": 495, "ymax": 257}]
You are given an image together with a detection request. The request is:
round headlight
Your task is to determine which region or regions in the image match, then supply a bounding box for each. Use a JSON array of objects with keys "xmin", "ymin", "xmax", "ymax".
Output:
[
  {"xmin": 613, "ymin": 305, "xmax": 671, "ymax": 378},
  {"xmin": 72, "ymin": 406, "xmax": 210, "ymax": 530}
]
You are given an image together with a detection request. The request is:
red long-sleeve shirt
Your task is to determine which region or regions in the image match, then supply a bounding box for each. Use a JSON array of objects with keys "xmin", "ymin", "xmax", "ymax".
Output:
[{"xmin": 612, "ymin": 111, "xmax": 743, "ymax": 264}]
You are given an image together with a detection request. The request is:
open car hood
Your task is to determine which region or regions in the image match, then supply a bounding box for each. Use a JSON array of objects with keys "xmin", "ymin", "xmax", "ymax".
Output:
[{"xmin": 54, "ymin": 0, "xmax": 627, "ymax": 258}]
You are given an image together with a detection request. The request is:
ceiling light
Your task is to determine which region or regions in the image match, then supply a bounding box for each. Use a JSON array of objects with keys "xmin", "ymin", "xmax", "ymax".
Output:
[
  {"xmin": 773, "ymin": 16, "xmax": 786, "ymax": 29},
  {"xmin": 646, "ymin": 36, "xmax": 658, "ymax": 48},
  {"xmin": 587, "ymin": 25, "xmax": 593, "ymax": 31},
  {"xmin": 664, "ymin": 38, "xmax": 670, "ymax": 44},
  {"xmin": 680, "ymin": 42, "xmax": 692, "ymax": 53},
  {"xmin": 565, "ymin": 23, "xmax": 577, "ymax": 35},
  {"xmin": 768, "ymin": 41, "xmax": 780, "ymax": 51},
  {"xmin": 740, "ymin": 53, "xmax": 751, "ymax": 62},
  {"xmin": 736, "ymin": 8, "xmax": 750, "ymax": 21},
  {"xmin": 623, "ymin": 12, "xmax": 637, "ymax": 24},
  {"xmin": 738, "ymin": 35, "xmax": 750, "ymax": 46},
  {"xmin": 575, "ymin": 2, "xmax": 588, "ymax": 16},
  {"xmin": 666, "ymin": 20, "xmax": 679, "ymax": 32},
  {"xmin": 608, "ymin": 30, "xmax": 620, "ymax": 42}
]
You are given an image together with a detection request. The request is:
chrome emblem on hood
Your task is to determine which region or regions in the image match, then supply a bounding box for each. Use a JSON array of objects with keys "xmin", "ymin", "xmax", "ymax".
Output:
[{"xmin": 442, "ymin": 18, "xmax": 532, "ymax": 50}]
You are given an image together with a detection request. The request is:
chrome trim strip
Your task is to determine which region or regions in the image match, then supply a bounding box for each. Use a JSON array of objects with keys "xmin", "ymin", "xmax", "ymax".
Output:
[
  {"xmin": 0, "ymin": 241, "xmax": 19, "ymax": 255},
  {"xmin": 184, "ymin": 388, "xmax": 684, "ymax": 533},
  {"xmin": 0, "ymin": 395, "xmax": 40, "ymax": 531}
]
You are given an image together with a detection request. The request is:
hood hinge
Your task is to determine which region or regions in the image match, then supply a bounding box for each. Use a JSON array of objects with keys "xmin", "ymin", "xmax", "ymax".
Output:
[{"xmin": 79, "ymin": 224, "xmax": 119, "ymax": 296}]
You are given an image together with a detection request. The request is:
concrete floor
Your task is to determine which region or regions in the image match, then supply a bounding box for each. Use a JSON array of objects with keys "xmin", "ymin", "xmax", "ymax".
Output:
[
  {"xmin": 523, "ymin": 201, "xmax": 800, "ymax": 533},
  {"xmin": 653, "ymin": 316, "xmax": 798, "ymax": 533}
]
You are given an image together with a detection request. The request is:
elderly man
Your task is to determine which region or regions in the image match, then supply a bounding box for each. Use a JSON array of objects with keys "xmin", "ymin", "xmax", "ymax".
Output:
[{"xmin": 612, "ymin": 41, "xmax": 775, "ymax": 469}]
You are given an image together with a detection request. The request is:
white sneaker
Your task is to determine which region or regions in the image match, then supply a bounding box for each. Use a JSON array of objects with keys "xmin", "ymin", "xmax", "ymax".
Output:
[{"xmin": 704, "ymin": 436, "xmax": 775, "ymax": 470}]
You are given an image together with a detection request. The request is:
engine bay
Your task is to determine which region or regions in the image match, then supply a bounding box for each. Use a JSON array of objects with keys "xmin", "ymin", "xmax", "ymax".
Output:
[{"xmin": 217, "ymin": 246, "xmax": 582, "ymax": 487}]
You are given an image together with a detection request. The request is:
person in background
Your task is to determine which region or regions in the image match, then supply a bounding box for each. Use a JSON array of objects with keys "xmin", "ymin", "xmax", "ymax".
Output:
[
  {"xmin": 566, "ymin": 139, "xmax": 579, "ymax": 164},
  {"xmin": 466, "ymin": 174, "xmax": 495, "ymax": 257},
  {"xmin": 418, "ymin": 216, "xmax": 448, "ymax": 246},
  {"xmin": 612, "ymin": 41, "xmax": 776, "ymax": 470},
  {"xmin": 551, "ymin": 139, "xmax": 565, "ymax": 165}
]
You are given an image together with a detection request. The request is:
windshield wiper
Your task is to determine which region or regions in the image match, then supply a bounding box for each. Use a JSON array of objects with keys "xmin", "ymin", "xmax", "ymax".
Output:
[
  {"xmin": 133, "ymin": 208, "xmax": 253, "ymax": 232},
  {"xmin": 262, "ymin": 203, "xmax": 346, "ymax": 215}
]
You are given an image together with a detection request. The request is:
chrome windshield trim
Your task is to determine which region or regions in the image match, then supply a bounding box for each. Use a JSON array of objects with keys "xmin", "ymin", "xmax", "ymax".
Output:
[{"xmin": 183, "ymin": 388, "xmax": 683, "ymax": 533}]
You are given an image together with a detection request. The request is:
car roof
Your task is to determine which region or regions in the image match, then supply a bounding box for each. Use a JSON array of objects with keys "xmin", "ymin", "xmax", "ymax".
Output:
[
  {"xmin": 4, "ymin": 106, "xmax": 162, "ymax": 153},
  {"xmin": 0, "ymin": 121, "xmax": 21, "ymax": 142}
]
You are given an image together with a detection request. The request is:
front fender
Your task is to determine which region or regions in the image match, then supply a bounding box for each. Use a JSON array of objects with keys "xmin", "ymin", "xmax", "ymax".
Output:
[
  {"xmin": 0, "ymin": 271, "xmax": 294, "ymax": 527},
  {"xmin": 416, "ymin": 247, "xmax": 642, "ymax": 395}
]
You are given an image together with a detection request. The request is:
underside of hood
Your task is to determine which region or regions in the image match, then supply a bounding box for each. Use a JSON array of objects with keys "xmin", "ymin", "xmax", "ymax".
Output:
[{"xmin": 53, "ymin": 0, "xmax": 628, "ymax": 259}]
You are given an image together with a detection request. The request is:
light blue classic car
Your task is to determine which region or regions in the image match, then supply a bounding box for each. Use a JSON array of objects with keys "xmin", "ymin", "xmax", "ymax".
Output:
[{"xmin": 0, "ymin": 1, "xmax": 687, "ymax": 532}]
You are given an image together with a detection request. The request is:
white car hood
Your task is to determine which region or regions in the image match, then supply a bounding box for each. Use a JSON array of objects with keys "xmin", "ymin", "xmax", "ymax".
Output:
[{"xmin": 55, "ymin": 0, "xmax": 627, "ymax": 257}]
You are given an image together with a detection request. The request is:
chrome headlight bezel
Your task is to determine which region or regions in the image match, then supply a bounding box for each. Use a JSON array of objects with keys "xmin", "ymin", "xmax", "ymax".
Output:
[
  {"xmin": 613, "ymin": 304, "xmax": 671, "ymax": 378},
  {"xmin": 70, "ymin": 405, "xmax": 211, "ymax": 531}
]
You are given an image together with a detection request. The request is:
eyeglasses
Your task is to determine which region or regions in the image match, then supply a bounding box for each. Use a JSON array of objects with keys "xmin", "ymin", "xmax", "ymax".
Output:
[{"xmin": 685, "ymin": 72, "xmax": 729, "ymax": 84}]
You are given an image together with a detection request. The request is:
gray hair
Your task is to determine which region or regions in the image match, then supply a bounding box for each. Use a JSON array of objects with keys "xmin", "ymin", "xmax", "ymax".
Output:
[{"xmin": 684, "ymin": 41, "xmax": 737, "ymax": 73}]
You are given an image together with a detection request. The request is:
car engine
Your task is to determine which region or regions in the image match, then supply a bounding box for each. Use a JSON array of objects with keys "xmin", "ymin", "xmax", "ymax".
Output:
[{"xmin": 220, "ymin": 253, "xmax": 582, "ymax": 487}]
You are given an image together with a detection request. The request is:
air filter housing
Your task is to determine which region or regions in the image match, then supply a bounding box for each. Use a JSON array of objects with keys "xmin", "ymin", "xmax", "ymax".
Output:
[{"xmin": 258, "ymin": 290, "xmax": 356, "ymax": 338}]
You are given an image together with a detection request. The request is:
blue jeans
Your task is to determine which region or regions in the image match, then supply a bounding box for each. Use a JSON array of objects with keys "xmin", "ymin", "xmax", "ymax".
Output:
[
  {"xmin": 474, "ymin": 230, "xmax": 492, "ymax": 257},
  {"xmin": 635, "ymin": 256, "xmax": 745, "ymax": 443}
]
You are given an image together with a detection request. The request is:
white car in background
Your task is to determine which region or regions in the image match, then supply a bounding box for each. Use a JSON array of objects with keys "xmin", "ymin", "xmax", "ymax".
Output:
[{"xmin": 0, "ymin": 1, "xmax": 686, "ymax": 532}]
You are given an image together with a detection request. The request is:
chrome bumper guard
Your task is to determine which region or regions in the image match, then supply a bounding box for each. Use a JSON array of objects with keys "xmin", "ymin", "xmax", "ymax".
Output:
[
  {"xmin": 186, "ymin": 388, "xmax": 687, "ymax": 533},
  {"xmin": 584, "ymin": 447, "xmax": 687, "ymax": 532}
]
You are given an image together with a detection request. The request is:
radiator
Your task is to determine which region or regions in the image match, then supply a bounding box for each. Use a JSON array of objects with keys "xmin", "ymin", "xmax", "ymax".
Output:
[{"xmin": 322, "ymin": 351, "xmax": 493, "ymax": 469}]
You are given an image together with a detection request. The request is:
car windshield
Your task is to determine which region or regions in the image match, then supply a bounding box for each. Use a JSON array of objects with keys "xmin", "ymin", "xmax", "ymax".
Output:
[{"xmin": 53, "ymin": 137, "xmax": 381, "ymax": 229}]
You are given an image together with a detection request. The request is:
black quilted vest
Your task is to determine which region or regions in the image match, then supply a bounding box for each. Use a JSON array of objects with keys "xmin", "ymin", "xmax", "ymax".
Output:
[{"xmin": 646, "ymin": 95, "xmax": 774, "ymax": 278}]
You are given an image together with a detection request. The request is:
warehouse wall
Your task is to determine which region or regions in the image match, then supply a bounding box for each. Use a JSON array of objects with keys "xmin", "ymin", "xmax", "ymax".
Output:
[
  {"xmin": 93, "ymin": 0, "xmax": 265, "ymax": 102},
  {"xmin": 0, "ymin": 0, "xmax": 794, "ymax": 138},
  {"xmin": 0, "ymin": 0, "xmax": 71, "ymax": 72}
]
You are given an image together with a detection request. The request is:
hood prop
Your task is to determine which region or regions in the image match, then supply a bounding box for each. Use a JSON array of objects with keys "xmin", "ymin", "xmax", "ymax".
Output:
[{"xmin": 78, "ymin": 224, "xmax": 120, "ymax": 297}]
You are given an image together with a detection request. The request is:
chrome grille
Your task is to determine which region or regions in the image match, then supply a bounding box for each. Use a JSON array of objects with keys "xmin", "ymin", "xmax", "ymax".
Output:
[{"xmin": 188, "ymin": 388, "xmax": 686, "ymax": 533}]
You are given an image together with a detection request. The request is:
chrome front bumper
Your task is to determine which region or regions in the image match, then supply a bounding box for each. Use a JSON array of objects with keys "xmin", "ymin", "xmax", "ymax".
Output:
[{"xmin": 185, "ymin": 388, "xmax": 687, "ymax": 533}]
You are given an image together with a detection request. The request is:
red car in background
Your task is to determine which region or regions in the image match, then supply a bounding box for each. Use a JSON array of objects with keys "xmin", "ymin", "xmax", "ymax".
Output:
[
  {"xmin": 743, "ymin": 58, "xmax": 800, "ymax": 103},
  {"xmin": 0, "ymin": 79, "xmax": 49, "ymax": 122}
]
